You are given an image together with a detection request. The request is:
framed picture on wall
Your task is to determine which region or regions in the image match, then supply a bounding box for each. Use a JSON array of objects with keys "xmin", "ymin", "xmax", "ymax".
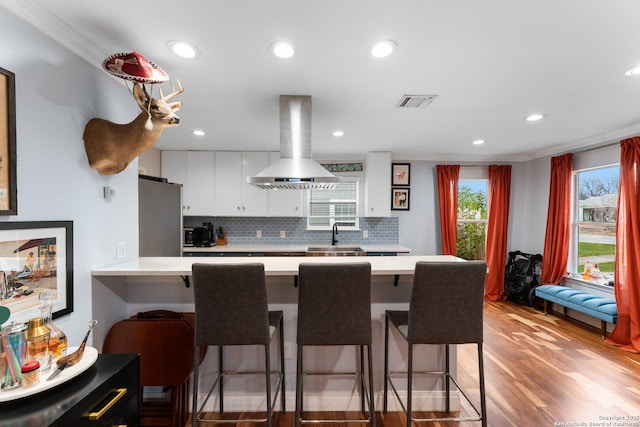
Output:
[
  {"xmin": 391, "ymin": 187, "xmax": 410, "ymax": 210},
  {"xmin": 0, "ymin": 221, "xmax": 74, "ymax": 322},
  {"xmin": 0, "ymin": 66, "xmax": 17, "ymax": 215},
  {"xmin": 392, "ymin": 163, "xmax": 410, "ymax": 186}
]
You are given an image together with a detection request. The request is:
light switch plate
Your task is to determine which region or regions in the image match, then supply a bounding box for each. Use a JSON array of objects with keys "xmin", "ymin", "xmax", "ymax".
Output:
[{"xmin": 117, "ymin": 241, "xmax": 126, "ymax": 259}]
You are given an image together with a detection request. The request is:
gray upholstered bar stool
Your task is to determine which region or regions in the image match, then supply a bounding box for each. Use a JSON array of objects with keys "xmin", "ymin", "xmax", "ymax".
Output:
[
  {"xmin": 296, "ymin": 262, "xmax": 375, "ymax": 427},
  {"xmin": 191, "ymin": 263, "xmax": 285, "ymax": 427},
  {"xmin": 383, "ymin": 261, "xmax": 487, "ymax": 427}
]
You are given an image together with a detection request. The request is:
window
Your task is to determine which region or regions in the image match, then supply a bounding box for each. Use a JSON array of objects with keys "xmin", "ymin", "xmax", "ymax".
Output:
[
  {"xmin": 572, "ymin": 165, "xmax": 618, "ymax": 281},
  {"xmin": 307, "ymin": 178, "xmax": 359, "ymax": 230},
  {"xmin": 457, "ymin": 179, "xmax": 488, "ymax": 260}
]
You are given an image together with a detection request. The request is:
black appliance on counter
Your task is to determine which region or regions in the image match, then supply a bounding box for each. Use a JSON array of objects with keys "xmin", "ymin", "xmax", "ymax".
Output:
[{"xmin": 184, "ymin": 222, "xmax": 217, "ymax": 247}]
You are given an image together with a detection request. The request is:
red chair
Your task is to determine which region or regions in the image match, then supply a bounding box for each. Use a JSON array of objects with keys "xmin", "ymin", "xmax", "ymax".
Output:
[{"xmin": 103, "ymin": 311, "xmax": 203, "ymax": 427}]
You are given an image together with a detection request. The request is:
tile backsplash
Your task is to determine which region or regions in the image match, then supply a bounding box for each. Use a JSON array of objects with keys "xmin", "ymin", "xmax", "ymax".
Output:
[{"xmin": 184, "ymin": 216, "xmax": 398, "ymax": 246}]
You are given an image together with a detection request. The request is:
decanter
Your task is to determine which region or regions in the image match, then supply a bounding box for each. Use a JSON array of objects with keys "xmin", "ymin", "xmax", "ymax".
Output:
[{"xmin": 39, "ymin": 290, "xmax": 68, "ymax": 359}]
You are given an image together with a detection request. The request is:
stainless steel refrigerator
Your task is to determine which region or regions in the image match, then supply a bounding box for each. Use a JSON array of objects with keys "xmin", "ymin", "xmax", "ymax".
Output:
[{"xmin": 138, "ymin": 176, "xmax": 183, "ymax": 256}]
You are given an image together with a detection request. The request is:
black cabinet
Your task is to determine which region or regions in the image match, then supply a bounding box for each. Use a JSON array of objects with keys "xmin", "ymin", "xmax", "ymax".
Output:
[{"xmin": 0, "ymin": 353, "xmax": 140, "ymax": 427}]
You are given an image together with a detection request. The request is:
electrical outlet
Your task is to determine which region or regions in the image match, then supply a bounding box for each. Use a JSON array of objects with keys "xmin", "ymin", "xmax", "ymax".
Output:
[
  {"xmin": 284, "ymin": 341, "xmax": 292, "ymax": 360},
  {"xmin": 256, "ymin": 230, "xmax": 262, "ymax": 238},
  {"xmin": 363, "ymin": 230, "xmax": 368, "ymax": 238},
  {"xmin": 116, "ymin": 241, "xmax": 126, "ymax": 259},
  {"xmin": 280, "ymin": 230, "xmax": 286, "ymax": 238}
]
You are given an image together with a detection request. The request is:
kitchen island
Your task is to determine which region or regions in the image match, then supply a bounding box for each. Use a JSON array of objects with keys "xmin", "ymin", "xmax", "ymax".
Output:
[{"xmin": 91, "ymin": 255, "xmax": 465, "ymax": 412}]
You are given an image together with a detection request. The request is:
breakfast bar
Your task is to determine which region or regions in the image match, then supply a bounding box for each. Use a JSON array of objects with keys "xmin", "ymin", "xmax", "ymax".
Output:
[{"xmin": 91, "ymin": 255, "xmax": 464, "ymax": 412}]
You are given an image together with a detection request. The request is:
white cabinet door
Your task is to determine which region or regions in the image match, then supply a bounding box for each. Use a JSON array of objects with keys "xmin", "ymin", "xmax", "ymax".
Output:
[
  {"xmin": 215, "ymin": 151, "xmax": 243, "ymax": 216},
  {"xmin": 161, "ymin": 151, "xmax": 188, "ymax": 213},
  {"xmin": 268, "ymin": 152, "xmax": 302, "ymax": 217},
  {"xmin": 241, "ymin": 152, "xmax": 269, "ymax": 216},
  {"xmin": 365, "ymin": 152, "xmax": 391, "ymax": 217},
  {"xmin": 161, "ymin": 151, "xmax": 215, "ymax": 216},
  {"xmin": 215, "ymin": 152, "xmax": 269, "ymax": 216},
  {"xmin": 185, "ymin": 151, "xmax": 215, "ymax": 216}
]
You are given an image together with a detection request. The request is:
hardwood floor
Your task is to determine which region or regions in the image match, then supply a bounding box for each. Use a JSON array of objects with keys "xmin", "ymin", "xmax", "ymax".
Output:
[{"xmin": 186, "ymin": 301, "xmax": 640, "ymax": 427}]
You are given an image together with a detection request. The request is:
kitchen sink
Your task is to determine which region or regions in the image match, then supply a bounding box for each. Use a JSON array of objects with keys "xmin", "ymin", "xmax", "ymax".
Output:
[{"xmin": 306, "ymin": 246, "xmax": 366, "ymax": 256}]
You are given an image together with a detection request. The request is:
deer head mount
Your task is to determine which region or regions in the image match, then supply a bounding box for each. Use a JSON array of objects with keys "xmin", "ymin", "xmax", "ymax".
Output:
[{"xmin": 83, "ymin": 81, "xmax": 183, "ymax": 175}]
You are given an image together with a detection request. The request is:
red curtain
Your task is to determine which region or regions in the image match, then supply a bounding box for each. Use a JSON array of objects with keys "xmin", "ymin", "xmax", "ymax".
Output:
[
  {"xmin": 606, "ymin": 137, "xmax": 640, "ymax": 353},
  {"xmin": 436, "ymin": 165, "xmax": 460, "ymax": 255},
  {"xmin": 541, "ymin": 153, "xmax": 573, "ymax": 285},
  {"xmin": 484, "ymin": 165, "xmax": 511, "ymax": 301}
]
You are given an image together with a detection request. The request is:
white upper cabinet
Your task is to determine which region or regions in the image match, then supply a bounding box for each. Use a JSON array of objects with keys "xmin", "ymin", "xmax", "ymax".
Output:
[
  {"xmin": 161, "ymin": 151, "xmax": 215, "ymax": 216},
  {"xmin": 215, "ymin": 151, "xmax": 269, "ymax": 216},
  {"xmin": 268, "ymin": 152, "xmax": 303, "ymax": 217},
  {"xmin": 365, "ymin": 152, "xmax": 391, "ymax": 217}
]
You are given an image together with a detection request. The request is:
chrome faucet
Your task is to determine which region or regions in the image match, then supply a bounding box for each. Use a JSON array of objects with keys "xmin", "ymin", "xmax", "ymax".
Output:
[{"xmin": 332, "ymin": 223, "xmax": 339, "ymax": 246}]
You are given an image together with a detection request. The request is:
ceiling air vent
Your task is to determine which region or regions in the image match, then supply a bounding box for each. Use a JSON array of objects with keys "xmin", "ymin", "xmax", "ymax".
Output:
[{"xmin": 396, "ymin": 95, "xmax": 438, "ymax": 108}]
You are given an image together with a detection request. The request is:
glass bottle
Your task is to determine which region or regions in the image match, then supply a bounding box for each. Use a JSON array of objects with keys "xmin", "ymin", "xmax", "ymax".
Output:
[
  {"xmin": 39, "ymin": 290, "xmax": 67, "ymax": 360},
  {"xmin": 26, "ymin": 317, "xmax": 50, "ymax": 371}
]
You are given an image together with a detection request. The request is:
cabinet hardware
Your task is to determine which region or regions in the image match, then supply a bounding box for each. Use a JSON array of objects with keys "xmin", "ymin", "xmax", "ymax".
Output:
[{"xmin": 86, "ymin": 387, "xmax": 127, "ymax": 420}]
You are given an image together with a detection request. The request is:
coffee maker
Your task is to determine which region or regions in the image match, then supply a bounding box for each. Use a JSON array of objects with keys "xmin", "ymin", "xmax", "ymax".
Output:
[{"xmin": 195, "ymin": 222, "xmax": 217, "ymax": 247}]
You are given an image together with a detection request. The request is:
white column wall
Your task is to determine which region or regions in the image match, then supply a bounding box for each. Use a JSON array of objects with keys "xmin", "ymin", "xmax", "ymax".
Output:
[{"xmin": 1, "ymin": 8, "xmax": 139, "ymax": 346}]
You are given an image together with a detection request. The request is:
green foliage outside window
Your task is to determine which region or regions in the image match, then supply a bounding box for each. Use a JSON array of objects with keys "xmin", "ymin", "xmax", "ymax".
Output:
[{"xmin": 457, "ymin": 184, "xmax": 487, "ymax": 260}]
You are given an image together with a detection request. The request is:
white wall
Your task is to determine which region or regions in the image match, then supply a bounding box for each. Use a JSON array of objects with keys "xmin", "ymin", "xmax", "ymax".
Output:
[
  {"xmin": 393, "ymin": 161, "xmax": 440, "ymax": 255},
  {"xmin": 508, "ymin": 156, "xmax": 551, "ymax": 254},
  {"xmin": 1, "ymin": 9, "xmax": 139, "ymax": 346}
]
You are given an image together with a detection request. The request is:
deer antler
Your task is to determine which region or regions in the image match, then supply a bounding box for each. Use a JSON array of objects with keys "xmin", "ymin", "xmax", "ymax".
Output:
[{"xmin": 159, "ymin": 79, "xmax": 184, "ymax": 101}]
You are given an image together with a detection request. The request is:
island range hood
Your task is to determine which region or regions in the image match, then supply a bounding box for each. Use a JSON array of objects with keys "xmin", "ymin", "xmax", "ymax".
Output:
[{"xmin": 247, "ymin": 95, "xmax": 341, "ymax": 190}]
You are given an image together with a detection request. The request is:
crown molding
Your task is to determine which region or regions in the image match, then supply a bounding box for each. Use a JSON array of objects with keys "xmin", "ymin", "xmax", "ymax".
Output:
[{"xmin": 3, "ymin": 0, "xmax": 106, "ymax": 69}]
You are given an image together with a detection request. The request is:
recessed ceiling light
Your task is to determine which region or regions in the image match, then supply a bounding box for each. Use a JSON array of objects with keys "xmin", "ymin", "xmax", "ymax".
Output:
[
  {"xmin": 370, "ymin": 40, "xmax": 397, "ymax": 58},
  {"xmin": 625, "ymin": 66, "xmax": 640, "ymax": 76},
  {"xmin": 270, "ymin": 41, "xmax": 296, "ymax": 59},
  {"xmin": 525, "ymin": 113, "xmax": 545, "ymax": 122},
  {"xmin": 472, "ymin": 139, "xmax": 485, "ymax": 145},
  {"xmin": 167, "ymin": 40, "xmax": 200, "ymax": 59},
  {"xmin": 193, "ymin": 130, "xmax": 205, "ymax": 136},
  {"xmin": 333, "ymin": 130, "xmax": 344, "ymax": 137}
]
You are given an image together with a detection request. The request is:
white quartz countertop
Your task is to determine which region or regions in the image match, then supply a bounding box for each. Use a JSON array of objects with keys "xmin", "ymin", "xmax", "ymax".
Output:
[
  {"xmin": 182, "ymin": 244, "xmax": 412, "ymax": 253},
  {"xmin": 92, "ymin": 255, "xmax": 462, "ymax": 277}
]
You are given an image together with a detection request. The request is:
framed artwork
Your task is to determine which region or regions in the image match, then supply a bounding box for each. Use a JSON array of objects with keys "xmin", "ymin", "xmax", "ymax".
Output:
[
  {"xmin": 0, "ymin": 221, "xmax": 73, "ymax": 322},
  {"xmin": 392, "ymin": 163, "xmax": 410, "ymax": 186},
  {"xmin": 391, "ymin": 187, "xmax": 410, "ymax": 210},
  {"xmin": 0, "ymin": 66, "xmax": 17, "ymax": 215}
]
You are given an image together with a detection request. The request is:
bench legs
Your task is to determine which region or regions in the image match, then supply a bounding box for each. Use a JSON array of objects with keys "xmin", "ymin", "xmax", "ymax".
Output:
[
  {"xmin": 601, "ymin": 320, "xmax": 607, "ymax": 339},
  {"xmin": 541, "ymin": 300, "xmax": 610, "ymax": 338}
]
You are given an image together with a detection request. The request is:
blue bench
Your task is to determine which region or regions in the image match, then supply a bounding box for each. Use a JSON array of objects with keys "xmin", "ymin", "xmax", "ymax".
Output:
[{"xmin": 534, "ymin": 285, "xmax": 618, "ymax": 338}]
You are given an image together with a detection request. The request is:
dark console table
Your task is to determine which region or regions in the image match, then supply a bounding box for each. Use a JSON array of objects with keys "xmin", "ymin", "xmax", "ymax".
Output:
[{"xmin": 0, "ymin": 353, "xmax": 140, "ymax": 427}]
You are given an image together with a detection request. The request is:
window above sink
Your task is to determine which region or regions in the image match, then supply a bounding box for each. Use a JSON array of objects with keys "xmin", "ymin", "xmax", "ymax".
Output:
[{"xmin": 306, "ymin": 177, "xmax": 360, "ymax": 231}]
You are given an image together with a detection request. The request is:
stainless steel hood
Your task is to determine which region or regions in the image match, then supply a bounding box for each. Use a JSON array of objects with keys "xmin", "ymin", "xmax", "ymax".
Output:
[{"xmin": 248, "ymin": 95, "xmax": 341, "ymax": 189}]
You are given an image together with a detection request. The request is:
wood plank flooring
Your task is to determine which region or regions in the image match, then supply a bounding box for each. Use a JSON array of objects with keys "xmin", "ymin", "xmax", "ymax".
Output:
[{"xmin": 187, "ymin": 301, "xmax": 640, "ymax": 427}]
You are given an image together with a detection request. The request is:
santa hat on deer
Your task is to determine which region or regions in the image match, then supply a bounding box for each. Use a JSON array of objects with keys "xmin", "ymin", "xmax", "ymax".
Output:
[{"xmin": 102, "ymin": 52, "xmax": 169, "ymax": 84}]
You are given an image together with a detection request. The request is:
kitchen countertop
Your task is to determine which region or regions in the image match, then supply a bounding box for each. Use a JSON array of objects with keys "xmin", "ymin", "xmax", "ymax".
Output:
[
  {"xmin": 182, "ymin": 244, "xmax": 412, "ymax": 253},
  {"xmin": 91, "ymin": 255, "xmax": 461, "ymax": 277}
]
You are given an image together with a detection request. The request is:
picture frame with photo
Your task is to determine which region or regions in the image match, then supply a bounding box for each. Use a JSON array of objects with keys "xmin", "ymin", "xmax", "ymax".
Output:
[
  {"xmin": 0, "ymin": 221, "xmax": 73, "ymax": 322},
  {"xmin": 391, "ymin": 187, "xmax": 410, "ymax": 210},
  {"xmin": 0, "ymin": 66, "xmax": 17, "ymax": 215},
  {"xmin": 392, "ymin": 163, "xmax": 410, "ymax": 186}
]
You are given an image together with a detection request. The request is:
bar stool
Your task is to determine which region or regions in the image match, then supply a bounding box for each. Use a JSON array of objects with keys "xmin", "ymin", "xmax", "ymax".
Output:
[
  {"xmin": 191, "ymin": 263, "xmax": 285, "ymax": 427},
  {"xmin": 383, "ymin": 261, "xmax": 487, "ymax": 427},
  {"xmin": 296, "ymin": 262, "xmax": 375, "ymax": 427}
]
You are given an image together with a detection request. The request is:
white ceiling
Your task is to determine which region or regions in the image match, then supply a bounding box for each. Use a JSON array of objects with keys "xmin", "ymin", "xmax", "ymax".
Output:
[{"xmin": 5, "ymin": 0, "xmax": 640, "ymax": 162}]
